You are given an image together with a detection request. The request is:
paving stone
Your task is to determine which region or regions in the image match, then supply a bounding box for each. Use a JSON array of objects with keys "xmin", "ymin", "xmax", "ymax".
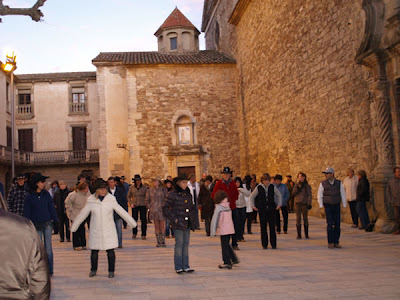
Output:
[{"xmin": 50, "ymin": 214, "xmax": 400, "ymax": 299}]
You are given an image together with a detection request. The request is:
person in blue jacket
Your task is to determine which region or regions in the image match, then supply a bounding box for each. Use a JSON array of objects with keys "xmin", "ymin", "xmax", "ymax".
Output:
[
  {"xmin": 274, "ymin": 174, "xmax": 290, "ymax": 234},
  {"xmin": 24, "ymin": 172, "xmax": 58, "ymax": 276}
]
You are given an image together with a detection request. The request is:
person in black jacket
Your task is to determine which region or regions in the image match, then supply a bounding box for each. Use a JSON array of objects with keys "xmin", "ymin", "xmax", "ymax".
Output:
[
  {"xmin": 108, "ymin": 177, "xmax": 128, "ymax": 248},
  {"xmin": 53, "ymin": 181, "xmax": 71, "ymax": 242},
  {"xmin": 163, "ymin": 174, "xmax": 198, "ymax": 274},
  {"xmin": 356, "ymin": 170, "xmax": 370, "ymax": 230},
  {"xmin": 0, "ymin": 195, "xmax": 51, "ymax": 299},
  {"xmin": 198, "ymin": 175, "xmax": 214, "ymax": 236}
]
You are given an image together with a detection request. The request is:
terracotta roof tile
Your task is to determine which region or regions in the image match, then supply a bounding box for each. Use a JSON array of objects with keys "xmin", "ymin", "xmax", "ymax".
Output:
[
  {"xmin": 155, "ymin": 7, "xmax": 199, "ymax": 36},
  {"xmin": 16, "ymin": 72, "xmax": 96, "ymax": 82},
  {"xmin": 92, "ymin": 50, "xmax": 236, "ymax": 65}
]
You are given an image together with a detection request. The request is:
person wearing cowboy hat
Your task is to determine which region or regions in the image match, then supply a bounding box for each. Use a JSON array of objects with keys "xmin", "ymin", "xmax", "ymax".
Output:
[
  {"xmin": 7, "ymin": 174, "xmax": 28, "ymax": 216},
  {"xmin": 24, "ymin": 172, "xmax": 58, "ymax": 276},
  {"xmin": 128, "ymin": 174, "xmax": 149, "ymax": 239},
  {"xmin": 211, "ymin": 167, "xmax": 240, "ymax": 250},
  {"xmin": 317, "ymin": 167, "xmax": 346, "ymax": 248},
  {"xmin": 71, "ymin": 178, "xmax": 137, "ymax": 278}
]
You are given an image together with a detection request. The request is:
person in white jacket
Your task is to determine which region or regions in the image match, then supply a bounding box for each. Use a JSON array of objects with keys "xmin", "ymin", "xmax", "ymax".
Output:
[{"xmin": 71, "ymin": 179, "xmax": 137, "ymax": 278}]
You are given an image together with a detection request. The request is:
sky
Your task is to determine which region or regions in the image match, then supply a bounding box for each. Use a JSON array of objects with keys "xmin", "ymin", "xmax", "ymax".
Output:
[{"xmin": 0, "ymin": 0, "xmax": 205, "ymax": 74}]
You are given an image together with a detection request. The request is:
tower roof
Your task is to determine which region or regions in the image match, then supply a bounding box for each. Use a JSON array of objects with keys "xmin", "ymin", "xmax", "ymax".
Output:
[{"xmin": 155, "ymin": 7, "xmax": 200, "ymax": 36}]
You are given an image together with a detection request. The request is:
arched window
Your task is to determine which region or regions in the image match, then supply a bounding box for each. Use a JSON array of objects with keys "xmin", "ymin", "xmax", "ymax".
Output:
[{"xmin": 175, "ymin": 115, "xmax": 194, "ymax": 145}]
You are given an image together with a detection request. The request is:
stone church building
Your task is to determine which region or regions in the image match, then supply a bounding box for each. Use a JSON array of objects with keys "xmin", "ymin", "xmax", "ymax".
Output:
[{"xmin": 1, "ymin": 0, "xmax": 400, "ymax": 231}]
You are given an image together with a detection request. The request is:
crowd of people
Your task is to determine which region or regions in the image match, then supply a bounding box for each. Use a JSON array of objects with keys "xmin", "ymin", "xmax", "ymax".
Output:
[{"xmin": 1, "ymin": 165, "xmax": 400, "ymax": 298}]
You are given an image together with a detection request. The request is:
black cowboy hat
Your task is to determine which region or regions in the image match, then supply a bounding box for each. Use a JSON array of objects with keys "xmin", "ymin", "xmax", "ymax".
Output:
[
  {"xmin": 221, "ymin": 167, "xmax": 233, "ymax": 174},
  {"xmin": 31, "ymin": 172, "xmax": 49, "ymax": 184},
  {"xmin": 132, "ymin": 174, "xmax": 142, "ymax": 181}
]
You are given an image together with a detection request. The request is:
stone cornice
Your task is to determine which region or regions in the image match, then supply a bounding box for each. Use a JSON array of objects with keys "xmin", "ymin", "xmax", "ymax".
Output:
[{"xmin": 229, "ymin": 0, "xmax": 252, "ymax": 26}]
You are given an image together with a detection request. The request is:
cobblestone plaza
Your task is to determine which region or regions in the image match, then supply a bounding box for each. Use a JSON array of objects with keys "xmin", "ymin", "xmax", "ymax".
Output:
[{"xmin": 51, "ymin": 214, "xmax": 400, "ymax": 300}]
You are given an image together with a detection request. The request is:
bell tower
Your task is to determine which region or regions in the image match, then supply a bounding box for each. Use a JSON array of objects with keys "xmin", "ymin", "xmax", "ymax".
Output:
[{"xmin": 155, "ymin": 7, "xmax": 200, "ymax": 53}]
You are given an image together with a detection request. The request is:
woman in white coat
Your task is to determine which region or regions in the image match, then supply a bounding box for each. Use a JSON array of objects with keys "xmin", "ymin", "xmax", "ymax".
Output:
[{"xmin": 71, "ymin": 179, "xmax": 137, "ymax": 278}]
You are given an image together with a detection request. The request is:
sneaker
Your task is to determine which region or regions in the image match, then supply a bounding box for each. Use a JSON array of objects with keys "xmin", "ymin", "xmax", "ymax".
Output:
[
  {"xmin": 108, "ymin": 272, "xmax": 114, "ymax": 278},
  {"xmin": 218, "ymin": 264, "xmax": 232, "ymax": 269},
  {"xmin": 89, "ymin": 271, "xmax": 96, "ymax": 277},
  {"xmin": 328, "ymin": 243, "xmax": 334, "ymax": 249},
  {"xmin": 141, "ymin": 236, "xmax": 146, "ymax": 240},
  {"xmin": 334, "ymin": 243, "xmax": 342, "ymax": 248},
  {"xmin": 176, "ymin": 269, "xmax": 184, "ymax": 274},
  {"xmin": 184, "ymin": 268, "xmax": 194, "ymax": 273}
]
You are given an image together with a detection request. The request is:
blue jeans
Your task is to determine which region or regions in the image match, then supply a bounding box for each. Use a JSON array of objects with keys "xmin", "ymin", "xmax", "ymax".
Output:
[
  {"xmin": 356, "ymin": 201, "xmax": 370, "ymax": 227},
  {"xmin": 324, "ymin": 203, "xmax": 341, "ymax": 244},
  {"xmin": 115, "ymin": 218, "xmax": 123, "ymax": 247},
  {"xmin": 35, "ymin": 221, "xmax": 54, "ymax": 275},
  {"xmin": 166, "ymin": 219, "xmax": 174, "ymax": 237},
  {"xmin": 174, "ymin": 229, "xmax": 190, "ymax": 271}
]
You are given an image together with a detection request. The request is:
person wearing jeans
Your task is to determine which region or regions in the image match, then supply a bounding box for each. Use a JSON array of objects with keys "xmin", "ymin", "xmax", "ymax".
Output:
[
  {"xmin": 163, "ymin": 174, "xmax": 198, "ymax": 274},
  {"xmin": 24, "ymin": 172, "xmax": 58, "ymax": 276},
  {"xmin": 292, "ymin": 173, "xmax": 312, "ymax": 239},
  {"xmin": 355, "ymin": 170, "xmax": 370, "ymax": 230},
  {"xmin": 274, "ymin": 174, "xmax": 289, "ymax": 234},
  {"xmin": 318, "ymin": 167, "xmax": 346, "ymax": 248},
  {"xmin": 108, "ymin": 177, "xmax": 128, "ymax": 248}
]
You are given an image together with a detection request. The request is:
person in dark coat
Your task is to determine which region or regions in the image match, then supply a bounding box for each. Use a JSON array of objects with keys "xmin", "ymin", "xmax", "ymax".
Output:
[
  {"xmin": 198, "ymin": 175, "xmax": 214, "ymax": 236},
  {"xmin": 53, "ymin": 181, "xmax": 71, "ymax": 242},
  {"xmin": 108, "ymin": 177, "xmax": 128, "ymax": 248},
  {"xmin": 7, "ymin": 174, "xmax": 28, "ymax": 216},
  {"xmin": 24, "ymin": 172, "xmax": 58, "ymax": 276},
  {"xmin": 164, "ymin": 179, "xmax": 175, "ymax": 238},
  {"xmin": 0, "ymin": 195, "xmax": 51, "ymax": 299},
  {"xmin": 356, "ymin": 170, "xmax": 370, "ymax": 230},
  {"xmin": 163, "ymin": 174, "xmax": 198, "ymax": 274}
]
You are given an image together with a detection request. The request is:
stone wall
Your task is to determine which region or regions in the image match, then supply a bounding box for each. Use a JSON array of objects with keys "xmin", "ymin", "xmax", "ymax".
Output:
[
  {"xmin": 98, "ymin": 63, "xmax": 240, "ymax": 181},
  {"xmin": 207, "ymin": 0, "xmax": 373, "ymax": 222},
  {"xmin": 133, "ymin": 64, "xmax": 239, "ymax": 180}
]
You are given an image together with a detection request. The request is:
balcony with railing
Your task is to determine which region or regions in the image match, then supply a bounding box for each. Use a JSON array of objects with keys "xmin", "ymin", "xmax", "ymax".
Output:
[
  {"xmin": 0, "ymin": 145, "xmax": 99, "ymax": 166},
  {"xmin": 16, "ymin": 103, "xmax": 34, "ymax": 119},
  {"xmin": 69, "ymin": 102, "xmax": 88, "ymax": 115}
]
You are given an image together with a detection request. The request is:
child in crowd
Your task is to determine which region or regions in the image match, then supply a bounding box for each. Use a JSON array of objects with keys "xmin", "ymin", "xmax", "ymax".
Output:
[{"xmin": 211, "ymin": 190, "xmax": 239, "ymax": 269}]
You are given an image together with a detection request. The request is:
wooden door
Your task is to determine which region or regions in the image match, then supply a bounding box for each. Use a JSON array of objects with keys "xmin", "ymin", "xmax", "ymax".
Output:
[
  {"xmin": 72, "ymin": 127, "xmax": 87, "ymax": 151},
  {"xmin": 178, "ymin": 166, "xmax": 195, "ymax": 179},
  {"xmin": 72, "ymin": 127, "xmax": 87, "ymax": 159},
  {"xmin": 18, "ymin": 129, "xmax": 33, "ymax": 152}
]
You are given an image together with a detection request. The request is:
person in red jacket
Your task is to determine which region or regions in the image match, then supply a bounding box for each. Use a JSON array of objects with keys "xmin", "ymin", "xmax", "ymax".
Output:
[{"xmin": 211, "ymin": 167, "xmax": 240, "ymax": 250}]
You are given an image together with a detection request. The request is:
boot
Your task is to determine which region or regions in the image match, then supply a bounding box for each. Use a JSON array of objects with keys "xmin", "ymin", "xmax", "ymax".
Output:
[
  {"xmin": 161, "ymin": 234, "xmax": 166, "ymax": 247},
  {"xmin": 304, "ymin": 225, "xmax": 309, "ymax": 239},
  {"xmin": 296, "ymin": 225, "xmax": 302, "ymax": 239},
  {"xmin": 155, "ymin": 234, "xmax": 161, "ymax": 247}
]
